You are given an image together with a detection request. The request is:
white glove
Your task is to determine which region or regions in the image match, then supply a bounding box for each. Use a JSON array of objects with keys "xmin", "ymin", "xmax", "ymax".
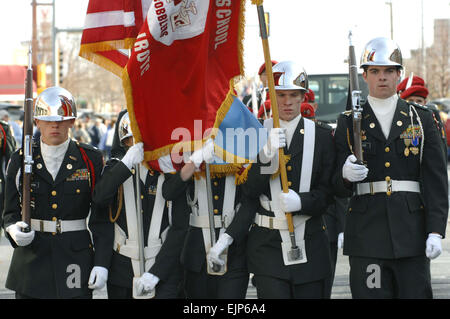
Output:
[
  {"xmin": 279, "ymin": 189, "xmax": 301, "ymax": 213},
  {"xmin": 136, "ymin": 272, "xmax": 160, "ymax": 296},
  {"xmin": 342, "ymin": 154, "xmax": 368, "ymax": 182},
  {"xmin": 88, "ymin": 266, "xmax": 108, "ymax": 290},
  {"xmin": 337, "ymin": 232, "xmax": 344, "ymax": 249},
  {"xmin": 6, "ymin": 221, "xmax": 35, "ymax": 247},
  {"xmin": 426, "ymin": 233, "xmax": 442, "ymax": 260},
  {"xmin": 207, "ymin": 233, "xmax": 234, "ymax": 268},
  {"xmin": 121, "ymin": 142, "xmax": 144, "ymax": 170},
  {"xmin": 263, "ymin": 128, "xmax": 286, "ymax": 159},
  {"xmin": 189, "ymin": 138, "xmax": 215, "ymax": 168}
]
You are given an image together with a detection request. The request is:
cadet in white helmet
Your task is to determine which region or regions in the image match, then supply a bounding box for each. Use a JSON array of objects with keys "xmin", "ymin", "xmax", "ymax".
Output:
[
  {"xmin": 229, "ymin": 61, "xmax": 336, "ymax": 298},
  {"xmin": 335, "ymin": 37, "xmax": 448, "ymax": 298},
  {"xmin": 2, "ymin": 86, "xmax": 112, "ymax": 299}
]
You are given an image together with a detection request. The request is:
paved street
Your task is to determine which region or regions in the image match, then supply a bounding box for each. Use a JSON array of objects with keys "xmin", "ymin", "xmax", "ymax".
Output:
[{"xmin": 1, "ymin": 165, "xmax": 450, "ymax": 299}]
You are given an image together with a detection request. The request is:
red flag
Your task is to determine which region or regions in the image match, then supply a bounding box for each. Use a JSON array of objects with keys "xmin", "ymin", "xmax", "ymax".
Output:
[
  {"xmin": 122, "ymin": 0, "xmax": 246, "ymax": 173},
  {"xmin": 79, "ymin": 0, "xmax": 152, "ymax": 76}
]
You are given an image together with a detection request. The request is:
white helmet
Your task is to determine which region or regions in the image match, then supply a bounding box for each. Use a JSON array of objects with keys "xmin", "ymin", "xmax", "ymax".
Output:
[
  {"xmin": 34, "ymin": 86, "xmax": 77, "ymax": 121},
  {"xmin": 118, "ymin": 112, "xmax": 133, "ymax": 142},
  {"xmin": 272, "ymin": 61, "xmax": 308, "ymax": 91},
  {"xmin": 360, "ymin": 37, "xmax": 403, "ymax": 69}
]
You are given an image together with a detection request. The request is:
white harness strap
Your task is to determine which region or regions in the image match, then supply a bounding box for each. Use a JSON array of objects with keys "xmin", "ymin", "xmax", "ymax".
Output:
[
  {"xmin": 191, "ymin": 175, "xmax": 236, "ymax": 254},
  {"xmin": 145, "ymin": 174, "xmax": 165, "ymax": 272},
  {"xmin": 220, "ymin": 175, "xmax": 236, "ymax": 236},
  {"xmin": 117, "ymin": 170, "xmax": 167, "ymax": 276},
  {"xmin": 122, "ymin": 174, "xmax": 141, "ymax": 276},
  {"xmin": 264, "ymin": 118, "xmax": 315, "ymax": 265}
]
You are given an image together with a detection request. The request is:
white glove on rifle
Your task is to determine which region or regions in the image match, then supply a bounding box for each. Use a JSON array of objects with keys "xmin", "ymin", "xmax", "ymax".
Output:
[
  {"xmin": 342, "ymin": 154, "xmax": 368, "ymax": 182},
  {"xmin": 88, "ymin": 266, "xmax": 108, "ymax": 290},
  {"xmin": 337, "ymin": 232, "xmax": 344, "ymax": 249},
  {"xmin": 207, "ymin": 233, "xmax": 234, "ymax": 268},
  {"xmin": 121, "ymin": 142, "xmax": 144, "ymax": 170},
  {"xmin": 6, "ymin": 221, "xmax": 35, "ymax": 247},
  {"xmin": 279, "ymin": 189, "xmax": 302, "ymax": 213},
  {"xmin": 136, "ymin": 272, "xmax": 160, "ymax": 295},
  {"xmin": 189, "ymin": 138, "xmax": 215, "ymax": 168},
  {"xmin": 426, "ymin": 233, "xmax": 442, "ymax": 260},
  {"xmin": 263, "ymin": 128, "xmax": 286, "ymax": 159}
]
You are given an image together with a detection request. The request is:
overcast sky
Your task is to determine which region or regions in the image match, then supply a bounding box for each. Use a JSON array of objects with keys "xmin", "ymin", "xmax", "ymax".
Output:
[{"xmin": 1, "ymin": 0, "xmax": 449, "ymax": 76}]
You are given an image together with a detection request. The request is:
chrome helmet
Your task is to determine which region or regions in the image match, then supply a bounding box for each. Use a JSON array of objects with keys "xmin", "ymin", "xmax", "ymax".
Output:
[
  {"xmin": 34, "ymin": 86, "xmax": 77, "ymax": 121},
  {"xmin": 118, "ymin": 111, "xmax": 133, "ymax": 142},
  {"xmin": 360, "ymin": 37, "xmax": 403, "ymax": 69},
  {"xmin": 272, "ymin": 61, "xmax": 308, "ymax": 91}
]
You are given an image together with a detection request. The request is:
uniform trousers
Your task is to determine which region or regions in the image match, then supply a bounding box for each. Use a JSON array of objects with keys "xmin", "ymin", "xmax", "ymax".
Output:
[
  {"xmin": 253, "ymin": 275, "xmax": 327, "ymax": 299},
  {"xmin": 349, "ymin": 255, "xmax": 432, "ymax": 299},
  {"xmin": 15, "ymin": 292, "xmax": 92, "ymax": 299},
  {"xmin": 323, "ymin": 241, "xmax": 338, "ymax": 299},
  {"xmin": 107, "ymin": 280, "xmax": 182, "ymax": 299},
  {"xmin": 184, "ymin": 266, "xmax": 249, "ymax": 299}
]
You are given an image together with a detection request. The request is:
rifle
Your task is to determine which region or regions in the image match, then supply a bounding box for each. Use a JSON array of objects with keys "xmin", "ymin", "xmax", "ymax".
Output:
[
  {"xmin": 348, "ymin": 31, "xmax": 364, "ymax": 164},
  {"xmin": 21, "ymin": 47, "xmax": 34, "ymax": 232},
  {"xmin": 132, "ymin": 163, "xmax": 155, "ymax": 298}
]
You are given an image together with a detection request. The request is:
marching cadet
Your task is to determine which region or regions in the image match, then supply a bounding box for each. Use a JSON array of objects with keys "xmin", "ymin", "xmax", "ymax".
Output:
[
  {"xmin": 162, "ymin": 140, "xmax": 250, "ymax": 299},
  {"xmin": 92, "ymin": 112, "xmax": 182, "ymax": 299},
  {"xmin": 232, "ymin": 61, "xmax": 335, "ymax": 298},
  {"xmin": 0, "ymin": 114, "xmax": 17, "ymax": 235},
  {"xmin": 334, "ymin": 37, "xmax": 448, "ymax": 298},
  {"xmin": 2, "ymin": 87, "xmax": 112, "ymax": 299}
]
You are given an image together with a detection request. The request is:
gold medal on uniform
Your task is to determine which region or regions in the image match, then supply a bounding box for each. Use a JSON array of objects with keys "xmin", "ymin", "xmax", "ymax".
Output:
[
  {"xmin": 403, "ymin": 138, "xmax": 411, "ymax": 157},
  {"xmin": 410, "ymin": 147, "xmax": 419, "ymax": 155}
]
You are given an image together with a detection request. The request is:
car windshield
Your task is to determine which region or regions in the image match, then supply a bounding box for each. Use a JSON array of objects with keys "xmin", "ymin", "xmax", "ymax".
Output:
[{"xmin": 309, "ymin": 74, "xmax": 368, "ymax": 123}]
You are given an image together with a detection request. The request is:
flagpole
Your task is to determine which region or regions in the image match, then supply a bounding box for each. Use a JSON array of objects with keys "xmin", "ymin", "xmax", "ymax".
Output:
[{"xmin": 254, "ymin": 1, "xmax": 301, "ymax": 261}]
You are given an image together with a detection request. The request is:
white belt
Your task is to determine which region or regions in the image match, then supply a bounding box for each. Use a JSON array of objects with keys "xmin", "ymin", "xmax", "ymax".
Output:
[
  {"xmin": 355, "ymin": 180, "xmax": 420, "ymax": 196},
  {"xmin": 189, "ymin": 213, "xmax": 232, "ymax": 229},
  {"xmin": 114, "ymin": 224, "xmax": 162, "ymax": 260},
  {"xmin": 254, "ymin": 213, "xmax": 288, "ymax": 230},
  {"xmin": 30, "ymin": 218, "xmax": 87, "ymax": 234}
]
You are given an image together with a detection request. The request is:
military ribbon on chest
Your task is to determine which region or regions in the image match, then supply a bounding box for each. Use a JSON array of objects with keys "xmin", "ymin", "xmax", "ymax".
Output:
[
  {"xmin": 66, "ymin": 168, "xmax": 90, "ymax": 181},
  {"xmin": 400, "ymin": 124, "xmax": 422, "ymax": 156}
]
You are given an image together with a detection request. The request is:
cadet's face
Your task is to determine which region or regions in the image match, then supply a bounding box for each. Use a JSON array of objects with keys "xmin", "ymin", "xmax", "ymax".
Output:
[
  {"xmin": 363, "ymin": 66, "xmax": 401, "ymax": 99},
  {"xmin": 36, "ymin": 119, "xmax": 75, "ymax": 146},
  {"xmin": 276, "ymin": 89, "xmax": 304, "ymax": 121},
  {"xmin": 260, "ymin": 72, "xmax": 268, "ymax": 87},
  {"xmin": 406, "ymin": 95, "xmax": 426, "ymax": 106}
]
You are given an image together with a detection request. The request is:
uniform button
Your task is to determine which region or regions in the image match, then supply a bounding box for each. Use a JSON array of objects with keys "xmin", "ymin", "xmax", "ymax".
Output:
[
  {"xmin": 214, "ymin": 195, "xmax": 219, "ymax": 200},
  {"xmin": 287, "ymin": 166, "xmax": 292, "ymax": 171},
  {"xmin": 385, "ymin": 176, "xmax": 391, "ymax": 182},
  {"xmin": 385, "ymin": 147, "xmax": 390, "ymax": 152},
  {"xmin": 141, "ymin": 195, "xmax": 144, "ymax": 199},
  {"xmin": 52, "ymin": 204, "xmax": 58, "ymax": 209},
  {"xmin": 51, "ymin": 190, "xmax": 57, "ymax": 196},
  {"xmin": 213, "ymin": 209, "xmax": 219, "ymax": 214},
  {"xmin": 288, "ymin": 181, "xmax": 292, "ymax": 187},
  {"xmin": 52, "ymin": 217, "xmax": 57, "ymax": 221},
  {"xmin": 385, "ymin": 162, "xmax": 391, "ymax": 168},
  {"xmin": 76, "ymin": 189, "xmax": 81, "ymax": 194}
]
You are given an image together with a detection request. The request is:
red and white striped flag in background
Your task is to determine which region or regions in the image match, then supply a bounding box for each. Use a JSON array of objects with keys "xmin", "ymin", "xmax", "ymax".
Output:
[{"xmin": 79, "ymin": 0, "xmax": 152, "ymax": 77}]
